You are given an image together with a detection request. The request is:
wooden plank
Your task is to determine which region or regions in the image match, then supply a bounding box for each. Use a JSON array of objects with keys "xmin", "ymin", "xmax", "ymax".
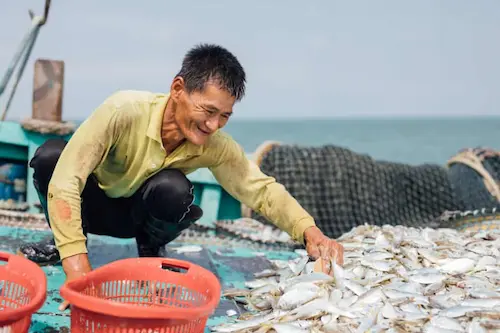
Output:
[{"xmin": 32, "ymin": 59, "xmax": 65, "ymax": 122}]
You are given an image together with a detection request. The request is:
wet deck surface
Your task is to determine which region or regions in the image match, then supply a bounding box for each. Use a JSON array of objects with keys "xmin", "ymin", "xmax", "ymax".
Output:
[{"xmin": 0, "ymin": 226, "xmax": 297, "ymax": 332}]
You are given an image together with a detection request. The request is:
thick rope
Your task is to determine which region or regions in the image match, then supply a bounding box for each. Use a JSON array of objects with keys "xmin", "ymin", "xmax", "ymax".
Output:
[
  {"xmin": 447, "ymin": 149, "xmax": 500, "ymax": 202},
  {"xmin": 20, "ymin": 117, "xmax": 75, "ymax": 135},
  {"xmin": 438, "ymin": 207, "xmax": 500, "ymax": 233}
]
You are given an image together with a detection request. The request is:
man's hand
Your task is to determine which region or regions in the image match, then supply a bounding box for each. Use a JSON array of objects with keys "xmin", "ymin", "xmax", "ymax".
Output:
[
  {"xmin": 304, "ymin": 226, "xmax": 344, "ymax": 269},
  {"xmin": 60, "ymin": 253, "xmax": 92, "ymax": 311}
]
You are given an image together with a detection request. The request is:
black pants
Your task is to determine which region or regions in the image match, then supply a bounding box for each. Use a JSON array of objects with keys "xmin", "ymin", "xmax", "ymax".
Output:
[{"xmin": 30, "ymin": 138, "xmax": 203, "ymax": 256}]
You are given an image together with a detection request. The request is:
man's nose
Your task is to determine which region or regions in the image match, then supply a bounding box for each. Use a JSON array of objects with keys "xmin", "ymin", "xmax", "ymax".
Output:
[{"xmin": 206, "ymin": 118, "xmax": 219, "ymax": 131}]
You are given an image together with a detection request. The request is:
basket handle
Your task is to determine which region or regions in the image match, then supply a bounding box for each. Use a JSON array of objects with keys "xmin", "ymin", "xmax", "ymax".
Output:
[
  {"xmin": 160, "ymin": 258, "xmax": 193, "ymax": 274},
  {"xmin": 0, "ymin": 252, "xmax": 30, "ymax": 271},
  {"xmin": 0, "ymin": 252, "xmax": 11, "ymax": 262}
]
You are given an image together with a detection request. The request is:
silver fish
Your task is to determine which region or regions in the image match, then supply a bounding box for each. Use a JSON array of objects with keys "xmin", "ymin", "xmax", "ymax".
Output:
[
  {"xmin": 439, "ymin": 258, "xmax": 476, "ymax": 274},
  {"xmin": 409, "ymin": 272, "xmax": 446, "ymax": 285},
  {"xmin": 212, "ymin": 224, "xmax": 500, "ymax": 333}
]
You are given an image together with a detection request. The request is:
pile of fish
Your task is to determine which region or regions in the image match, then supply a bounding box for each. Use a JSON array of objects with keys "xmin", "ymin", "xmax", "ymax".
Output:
[
  {"xmin": 211, "ymin": 224, "xmax": 500, "ymax": 333},
  {"xmin": 215, "ymin": 218, "xmax": 299, "ymax": 248}
]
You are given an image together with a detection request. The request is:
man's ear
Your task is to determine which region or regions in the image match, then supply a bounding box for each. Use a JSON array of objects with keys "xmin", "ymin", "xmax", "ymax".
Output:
[{"xmin": 170, "ymin": 76, "xmax": 185, "ymax": 102}]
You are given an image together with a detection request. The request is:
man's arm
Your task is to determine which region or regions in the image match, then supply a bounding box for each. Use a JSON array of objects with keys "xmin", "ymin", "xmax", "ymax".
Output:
[
  {"xmin": 209, "ymin": 135, "xmax": 316, "ymax": 245},
  {"xmin": 46, "ymin": 95, "xmax": 123, "ymax": 261}
]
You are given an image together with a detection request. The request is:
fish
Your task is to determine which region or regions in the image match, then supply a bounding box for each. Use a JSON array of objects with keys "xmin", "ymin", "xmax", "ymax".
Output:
[
  {"xmin": 276, "ymin": 286, "xmax": 321, "ymax": 310},
  {"xmin": 212, "ymin": 224, "xmax": 500, "ymax": 333},
  {"xmin": 171, "ymin": 245, "xmax": 203, "ymax": 253},
  {"xmin": 226, "ymin": 310, "xmax": 238, "ymax": 317}
]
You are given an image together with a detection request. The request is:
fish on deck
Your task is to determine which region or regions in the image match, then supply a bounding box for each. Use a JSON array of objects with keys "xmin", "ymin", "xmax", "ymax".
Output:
[{"xmin": 213, "ymin": 224, "xmax": 500, "ymax": 333}]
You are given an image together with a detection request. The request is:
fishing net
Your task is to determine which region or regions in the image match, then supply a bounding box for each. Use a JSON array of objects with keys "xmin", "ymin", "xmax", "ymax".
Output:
[{"xmin": 247, "ymin": 142, "xmax": 500, "ymax": 239}]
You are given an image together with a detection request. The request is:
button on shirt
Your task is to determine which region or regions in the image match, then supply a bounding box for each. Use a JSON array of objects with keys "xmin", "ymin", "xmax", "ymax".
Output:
[{"xmin": 47, "ymin": 90, "xmax": 317, "ymax": 260}]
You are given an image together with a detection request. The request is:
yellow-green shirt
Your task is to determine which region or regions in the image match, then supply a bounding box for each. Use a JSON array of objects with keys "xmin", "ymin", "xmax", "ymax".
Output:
[{"xmin": 47, "ymin": 90, "xmax": 317, "ymax": 260}]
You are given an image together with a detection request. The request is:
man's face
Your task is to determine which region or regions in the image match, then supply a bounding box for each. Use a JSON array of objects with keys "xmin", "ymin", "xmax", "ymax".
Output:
[{"xmin": 171, "ymin": 78, "xmax": 236, "ymax": 145}]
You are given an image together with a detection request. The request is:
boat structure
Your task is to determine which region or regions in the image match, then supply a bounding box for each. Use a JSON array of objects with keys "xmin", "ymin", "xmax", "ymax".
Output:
[{"xmin": 1, "ymin": 2, "xmax": 499, "ymax": 332}]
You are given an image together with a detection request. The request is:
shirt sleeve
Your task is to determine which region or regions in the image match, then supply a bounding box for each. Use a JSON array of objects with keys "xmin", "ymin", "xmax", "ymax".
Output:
[
  {"xmin": 209, "ymin": 136, "xmax": 317, "ymax": 245},
  {"xmin": 46, "ymin": 95, "xmax": 123, "ymax": 260}
]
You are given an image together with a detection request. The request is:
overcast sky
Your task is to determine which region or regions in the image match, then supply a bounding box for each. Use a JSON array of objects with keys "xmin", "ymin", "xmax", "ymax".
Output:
[{"xmin": 1, "ymin": 0, "xmax": 499, "ymax": 121}]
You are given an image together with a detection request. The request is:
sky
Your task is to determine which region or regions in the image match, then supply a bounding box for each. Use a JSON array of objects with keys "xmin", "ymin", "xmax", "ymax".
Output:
[{"xmin": 1, "ymin": 0, "xmax": 500, "ymax": 121}]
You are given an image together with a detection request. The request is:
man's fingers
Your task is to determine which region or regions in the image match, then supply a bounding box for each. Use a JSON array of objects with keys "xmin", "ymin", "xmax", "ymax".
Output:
[
  {"xmin": 58, "ymin": 300, "xmax": 69, "ymax": 311},
  {"xmin": 318, "ymin": 244, "xmax": 329, "ymax": 260},
  {"xmin": 306, "ymin": 235, "xmax": 344, "ymax": 269},
  {"xmin": 336, "ymin": 249, "xmax": 344, "ymax": 266},
  {"xmin": 312, "ymin": 244, "xmax": 332, "ymax": 275},
  {"xmin": 326, "ymin": 240, "xmax": 343, "ymax": 266},
  {"xmin": 307, "ymin": 244, "xmax": 321, "ymax": 260},
  {"xmin": 329, "ymin": 245, "xmax": 338, "ymax": 263},
  {"xmin": 335, "ymin": 243, "xmax": 344, "ymax": 266}
]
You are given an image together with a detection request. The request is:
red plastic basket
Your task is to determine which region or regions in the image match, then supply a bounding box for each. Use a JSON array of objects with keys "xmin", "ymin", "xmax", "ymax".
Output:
[
  {"xmin": 60, "ymin": 257, "xmax": 222, "ymax": 333},
  {"xmin": 0, "ymin": 252, "xmax": 47, "ymax": 333}
]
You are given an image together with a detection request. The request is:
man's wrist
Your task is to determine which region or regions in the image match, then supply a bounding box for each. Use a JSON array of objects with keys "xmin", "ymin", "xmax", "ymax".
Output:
[
  {"xmin": 61, "ymin": 253, "xmax": 92, "ymax": 277},
  {"xmin": 303, "ymin": 226, "xmax": 322, "ymax": 245},
  {"xmin": 293, "ymin": 219, "xmax": 317, "ymax": 245},
  {"xmin": 304, "ymin": 225, "xmax": 321, "ymax": 236}
]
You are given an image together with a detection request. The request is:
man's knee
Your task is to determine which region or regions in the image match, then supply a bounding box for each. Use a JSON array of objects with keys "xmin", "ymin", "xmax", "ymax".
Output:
[
  {"xmin": 140, "ymin": 169, "xmax": 195, "ymax": 222},
  {"xmin": 30, "ymin": 139, "xmax": 67, "ymax": 170},
  {"xmin": 29, "ymin": 138, "xmax": 67, "ymax": 193}
]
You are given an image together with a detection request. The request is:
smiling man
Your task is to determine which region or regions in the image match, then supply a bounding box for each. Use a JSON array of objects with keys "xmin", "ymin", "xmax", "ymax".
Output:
[{"xmin": 18, "ymin": 44, "xmax": 344, "ymax": 309}]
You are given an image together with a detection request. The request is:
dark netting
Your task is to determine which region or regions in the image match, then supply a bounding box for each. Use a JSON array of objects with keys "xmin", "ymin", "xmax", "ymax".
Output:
[{"xmin": 250, "ymin": 144, "xmax": 500, "ymax": 239}]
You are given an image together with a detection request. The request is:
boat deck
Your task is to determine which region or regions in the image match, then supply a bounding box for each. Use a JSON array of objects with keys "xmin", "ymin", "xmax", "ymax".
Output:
[{"xmin": 0, "ymin": 225, "xmax": 297, "ymax": 332}]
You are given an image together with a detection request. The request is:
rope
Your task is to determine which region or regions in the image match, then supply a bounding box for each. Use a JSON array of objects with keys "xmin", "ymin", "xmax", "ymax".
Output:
[
  {"xmin": 438, "ymin": 207, "xmax": 500, "ymax": 233},
  {"xmin": 447, "ymin": 148, "xmax": 500, "ymax": 202},
  {"xmin": 0, "ymin": 0, "xmax": 52, "ymax": 121},
  {"xmin": 446, "ymin": 148, "xmax": 500, "ymax": 210},
  {"xmin": 20, "ymin": 117, "xmax": 76, "ymax": 135},
  {"xmin": 0, "ymin": 209, "xmax": 47, "ymax": 230}
]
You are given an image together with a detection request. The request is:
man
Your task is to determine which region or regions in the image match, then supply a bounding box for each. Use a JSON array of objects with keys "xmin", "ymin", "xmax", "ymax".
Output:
[{"xmin": 18, "ymin": 44, "xmax": 344, "ymax": 308}]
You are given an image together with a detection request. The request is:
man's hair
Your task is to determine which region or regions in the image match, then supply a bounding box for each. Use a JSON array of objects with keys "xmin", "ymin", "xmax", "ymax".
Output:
[{"xmin": 176, "ymin": 43, "xmax": 246, "ymax": 101}]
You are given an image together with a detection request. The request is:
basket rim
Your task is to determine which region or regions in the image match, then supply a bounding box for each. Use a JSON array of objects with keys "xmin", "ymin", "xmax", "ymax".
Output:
[
  {"xmin": 0, "ymin": 252, "xmax": 47, "ymax": 323},
  {"xmin": 59, "ymin": 257, "xmax": 222, "ymax": 320}
]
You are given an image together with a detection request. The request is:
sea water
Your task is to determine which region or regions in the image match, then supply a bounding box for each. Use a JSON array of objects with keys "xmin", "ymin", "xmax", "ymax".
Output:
[{"xmin": 222, "ymin": 116, "xmax": 500, "ymax": 166}]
